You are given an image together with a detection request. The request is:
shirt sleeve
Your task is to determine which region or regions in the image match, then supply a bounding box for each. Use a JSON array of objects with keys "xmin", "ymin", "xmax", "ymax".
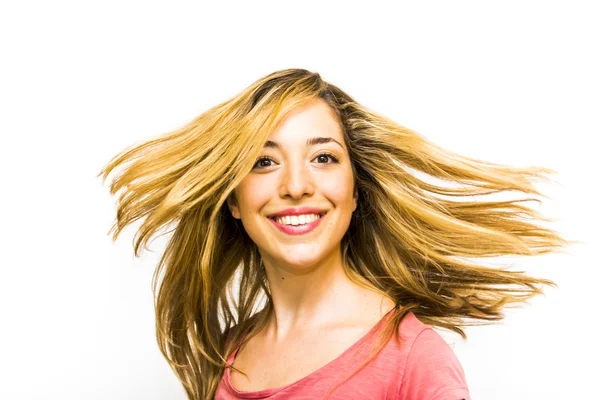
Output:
[{"xmin": 397, "ymin": 328, "xmax": 471, "ymax": 400}]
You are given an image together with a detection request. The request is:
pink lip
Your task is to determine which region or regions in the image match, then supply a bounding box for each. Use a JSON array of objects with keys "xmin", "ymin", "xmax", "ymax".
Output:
[
  {"xmin": 268, "ymin": 213, "xmax": 326, "ymax": 235},
  {"xmin": 268, "ymin": 207, "xmax": 327, "ymax": 219}
]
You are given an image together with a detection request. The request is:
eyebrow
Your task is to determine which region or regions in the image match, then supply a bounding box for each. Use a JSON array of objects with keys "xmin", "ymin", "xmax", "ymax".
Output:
[{"xmin": 263, "ymin": 137, "xmax": 344, "ymax": 150}]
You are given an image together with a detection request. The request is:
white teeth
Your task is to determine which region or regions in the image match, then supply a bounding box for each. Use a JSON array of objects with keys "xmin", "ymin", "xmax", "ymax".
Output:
[{"xmin": 273, "ymin": 213, "xmax": 322, "ymax": 226}]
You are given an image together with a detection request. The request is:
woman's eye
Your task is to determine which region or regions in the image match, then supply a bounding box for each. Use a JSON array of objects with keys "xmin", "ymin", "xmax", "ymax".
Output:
[
  {"xmin": 254, "ymin": 157, "xmax": 274, "ymax": 168},
  {"xmin": 252, "ymin": 153, "xmax": 339, "ymax": 169},
  {"xmin": 314, "ymin": 153, "xmax": 339, "ymax": 164}
]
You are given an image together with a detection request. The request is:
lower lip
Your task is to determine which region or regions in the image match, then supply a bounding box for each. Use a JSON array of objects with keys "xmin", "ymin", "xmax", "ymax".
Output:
[{"xmin": 267, "ymin": 213, "xmax": 327, "ymax": 235}]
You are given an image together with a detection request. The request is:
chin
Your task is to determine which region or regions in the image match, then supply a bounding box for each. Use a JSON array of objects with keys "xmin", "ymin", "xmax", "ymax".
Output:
[
  {"xmin": 277, "ymin": 256, "xmax": 323, "ymax": 269},
  {"xmin": 272, "ymin": 245, "xmax": 338, "ymax": 270}
]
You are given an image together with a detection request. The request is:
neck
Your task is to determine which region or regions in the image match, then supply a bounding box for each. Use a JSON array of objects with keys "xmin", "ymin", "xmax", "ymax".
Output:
[{"xmin": 259, "ymin": 247, "xmax": 394, "ymax": 342}]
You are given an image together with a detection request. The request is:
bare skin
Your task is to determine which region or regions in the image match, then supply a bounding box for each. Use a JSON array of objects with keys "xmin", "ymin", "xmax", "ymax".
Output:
[{"xmin": 230, "ymin": 290, "xmax": 396, "ymax": 391}]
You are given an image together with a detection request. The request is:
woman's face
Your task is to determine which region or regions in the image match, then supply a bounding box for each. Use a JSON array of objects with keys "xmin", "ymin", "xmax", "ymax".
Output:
[{"xmin": 227, "ymin": 98, "xmax": 357, "ymax": 272}]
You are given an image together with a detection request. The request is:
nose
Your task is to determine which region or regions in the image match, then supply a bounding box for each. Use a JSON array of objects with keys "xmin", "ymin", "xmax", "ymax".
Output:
[{"xmin": 278, "ymin": 157, "xmax": 315, "ymax": 200}]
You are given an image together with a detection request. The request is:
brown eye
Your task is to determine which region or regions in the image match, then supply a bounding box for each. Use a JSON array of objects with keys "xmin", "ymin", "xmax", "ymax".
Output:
[
  {"xmin": 253, "ymin": 157, "xmax": 274, "ymax": 169},
  {"xmin": 314, "ymin": 153, "xmax": 339, "ymax": 164},
  {"xmin": 252, "ymin": 153, "xmax": 339, "ymax": 170}
]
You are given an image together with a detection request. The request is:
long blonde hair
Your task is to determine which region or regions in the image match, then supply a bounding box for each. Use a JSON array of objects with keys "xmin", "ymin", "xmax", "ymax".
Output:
[{"xmin": 98, "ymin": 68, "xmax": 574, "ymax": 399}]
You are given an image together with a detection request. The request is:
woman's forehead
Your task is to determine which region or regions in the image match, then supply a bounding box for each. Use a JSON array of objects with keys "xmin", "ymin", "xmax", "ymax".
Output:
[{"xmin": 265, "ymin": 100, "xmax": 345, "ymax": 150}]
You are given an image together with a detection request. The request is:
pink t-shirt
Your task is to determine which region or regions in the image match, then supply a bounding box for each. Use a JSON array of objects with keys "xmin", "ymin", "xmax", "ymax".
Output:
[{"xmin": 215, "ymin": 310, "xmax": 470, "ymax": 399}]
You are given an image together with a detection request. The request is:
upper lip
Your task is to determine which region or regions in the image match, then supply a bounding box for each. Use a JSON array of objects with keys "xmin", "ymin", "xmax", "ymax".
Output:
[{"xmin": 267, "ymin": 207, "xmax": 328, "ymax": 219}]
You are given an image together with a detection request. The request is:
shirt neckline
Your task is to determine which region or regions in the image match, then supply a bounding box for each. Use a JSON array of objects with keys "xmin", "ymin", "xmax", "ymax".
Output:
[{"xmin": 224, "ymin": 307, "xmax": 399, "ymax": 398}]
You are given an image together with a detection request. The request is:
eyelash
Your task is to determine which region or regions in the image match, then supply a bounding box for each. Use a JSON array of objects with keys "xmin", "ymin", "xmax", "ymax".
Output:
[{"xmin": 253, "ymin": 152, "xmax": 340, "ymax": 169}]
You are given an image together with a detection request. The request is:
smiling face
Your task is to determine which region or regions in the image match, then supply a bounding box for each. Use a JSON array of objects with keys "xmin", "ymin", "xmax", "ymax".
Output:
[{"xmin": 227, "ymin": 98, "xmax": 357, "ymax": 272}]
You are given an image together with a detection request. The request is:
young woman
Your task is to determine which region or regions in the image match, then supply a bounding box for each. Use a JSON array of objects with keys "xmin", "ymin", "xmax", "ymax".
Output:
[{"xmin": 98, "ymin": 68, "xmax": 571, "ymax": 399}]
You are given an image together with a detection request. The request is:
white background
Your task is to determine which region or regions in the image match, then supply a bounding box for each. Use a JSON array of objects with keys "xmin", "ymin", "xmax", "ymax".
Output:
[{"xmin": 1, "ymin": 1, "xmax": 598, "ymax": 399}]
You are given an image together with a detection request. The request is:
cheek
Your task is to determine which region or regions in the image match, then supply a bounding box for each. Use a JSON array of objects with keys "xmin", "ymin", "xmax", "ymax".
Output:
[
  {"xmin": 318, "ymin": 172, "xmax": 354, "ymax": 205},
  {"xmin": 235, "ymin": 178, "xmax": 271, "ymax": 217}
]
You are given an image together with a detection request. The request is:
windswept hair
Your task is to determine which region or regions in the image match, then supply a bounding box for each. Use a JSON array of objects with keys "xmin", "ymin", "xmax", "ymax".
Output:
[{"xmin": 98, "ymin": 68, "xmax": 575, "ymax": 399}]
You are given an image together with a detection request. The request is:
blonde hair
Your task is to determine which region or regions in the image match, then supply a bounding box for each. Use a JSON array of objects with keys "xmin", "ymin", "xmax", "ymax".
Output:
[{"xmin": 98, "ymin": 68, "xmax": 575, "ymax": 399}]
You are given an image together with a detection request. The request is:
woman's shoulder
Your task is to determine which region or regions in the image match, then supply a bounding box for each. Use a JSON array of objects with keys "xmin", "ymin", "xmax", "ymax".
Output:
[
  {"xmin": 390, "ymin": 312, "xmax": 471, "ymax": 399},
  {"xmin": 370, "ymin": 310, "xmax": 435, "ymax": 361},
  {"xmin": 223, "ymin": 308, "xmax": 266, "ymax": 347},
  {"xmin": 395, "ymin": 310, "xmax": 431, "ymax": 339},
  {"xmin": 327, "ymin": 310, "xmax": 469, "ymax": 399}
]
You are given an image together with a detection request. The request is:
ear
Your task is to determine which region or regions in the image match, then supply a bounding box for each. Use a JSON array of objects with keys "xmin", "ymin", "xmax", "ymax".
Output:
[
  {"xmin": 352, "ymin": 187, "xmax": 358, "ymax": 212},
  {"xmin": 227, "ymin": 193, "xmax": 241, "ymax": 219}
]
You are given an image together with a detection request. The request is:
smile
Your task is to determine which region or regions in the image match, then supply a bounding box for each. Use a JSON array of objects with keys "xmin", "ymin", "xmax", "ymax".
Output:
[{"xmin": 267, "ymin": 213, "xmax": 327, "ymax": 235}]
